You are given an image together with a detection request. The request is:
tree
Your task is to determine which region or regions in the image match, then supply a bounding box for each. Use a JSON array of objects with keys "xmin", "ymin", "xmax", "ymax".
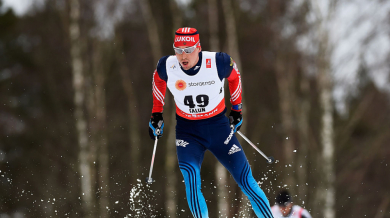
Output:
[
  {"xmin": 221, "ymin": 0, "xmax": 251, "ymax": 216},
  {"xmin": 206, "ymin": 0, "xmax": 230, "ymax": 216},
  {"xmin": 301, "ymin": 1, "xmax": 337, "ymax": 217},
  {"xmin": 69, "ymin": 0, "xmax": 95, "ymax": 216},
  {"xmin": 89, "ymin": 40, "xmax": 110, "ymax": 218}
]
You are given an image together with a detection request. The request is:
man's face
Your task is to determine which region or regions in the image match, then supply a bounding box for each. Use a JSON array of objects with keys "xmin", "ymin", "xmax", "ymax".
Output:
[
  {"xmin": 175, "ymin": 46, "xmax": 201, "ymax": 70},
  {"xmin": 279, "ymin": 203, "xmax": 292, "ymax": 216}
]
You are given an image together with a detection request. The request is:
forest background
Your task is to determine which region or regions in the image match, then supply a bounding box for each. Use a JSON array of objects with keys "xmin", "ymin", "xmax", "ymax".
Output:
[{"xmin": 1, "ymin": 0, "xmax": 390, "ymax": 217}]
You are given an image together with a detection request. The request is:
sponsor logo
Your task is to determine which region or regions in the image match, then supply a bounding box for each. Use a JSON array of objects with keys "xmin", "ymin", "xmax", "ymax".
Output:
[
  {"xmin": 224, "ymin": 128, "xmax": 234, "ymax": 145},
  {"xmin": 175, "ymin": 36, "xmax": 196, "ymax": 42},
  {"xmin": 189, "ymin": 108, "xmax": 206, "ymax": 113},
  {"xmin": 181, "ymin": 27, "xmax": 192, "ymax": 33},
  {"xmin": 188, "ymin": 80, "xmax": 215, "ymax": 87},
  {"xmin": 194, "ymin": 66, "xmax": 200, "ymax": 70},
  {"xmin": 179, "ymin": 107, "xmax": 219, "ymax": 119},
  {"xmin": 206, "ymin": 59, "xmax": 211, "ymax": 68},
  {"xmin": 176, "ymin": 139, "xmax": 189, "ymax": 147},
  {"xmin": 228, "ymin": 144, "xmax": 241, "ymax": 155},
  {"xmin": 219, "ymin": 87, "xmax": 222, "ymax": 94},
  {"xmin": 170, "ymin": 64, "xmax": 176, "ymax": 69},
  {"xmin": 175, "ymin": 80, "xmax": 187, "ymax": 91},
  {"xmin": 230, "ymin": 57, "xmax": 234, "ymax": 66}
]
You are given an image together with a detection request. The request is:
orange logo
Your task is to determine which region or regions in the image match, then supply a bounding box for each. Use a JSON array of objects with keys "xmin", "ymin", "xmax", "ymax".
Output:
[{"xmin": 175, "ymin": 80, "xmax": 187, "ymax": 91}]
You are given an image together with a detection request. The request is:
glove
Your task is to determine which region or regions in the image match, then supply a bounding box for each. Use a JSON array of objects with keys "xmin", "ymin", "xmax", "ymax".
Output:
[
  {"xmin": 229, "ymin": 110, "xmax": 243, "ymax": 133},
  {"xmin": 149, "ymin": 113, "xmax": 164, "ymax": 140}
]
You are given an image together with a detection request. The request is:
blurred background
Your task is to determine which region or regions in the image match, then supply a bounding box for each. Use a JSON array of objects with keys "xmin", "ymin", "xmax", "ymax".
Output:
[{"xmin": 0, "ymin": 0, "xmax": 389, "ymax": 217}]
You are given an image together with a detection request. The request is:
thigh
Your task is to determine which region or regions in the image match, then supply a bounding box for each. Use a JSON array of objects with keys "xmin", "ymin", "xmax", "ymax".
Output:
[
  {"xmin": 208, "ymin": 122, "xmax": 249, "ymax": 181},
  {"xmin": 176, "ymin": 131, "xmax": 207, "ymax": 169}
]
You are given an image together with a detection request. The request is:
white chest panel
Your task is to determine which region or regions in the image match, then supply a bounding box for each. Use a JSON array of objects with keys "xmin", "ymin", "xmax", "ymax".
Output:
[{"xmin": 166, "ymin": 52, "xmax": 225, "ymax": 120}]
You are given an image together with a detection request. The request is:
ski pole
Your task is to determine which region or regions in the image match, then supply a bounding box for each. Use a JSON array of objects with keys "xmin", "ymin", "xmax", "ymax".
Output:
[
  {"xmin": 146, "ymin": 136, "xmax": 158, "ymax": 184},
  {"xmin": 237, "ymin": 131, "xmax": 275, "ymax": 164}
]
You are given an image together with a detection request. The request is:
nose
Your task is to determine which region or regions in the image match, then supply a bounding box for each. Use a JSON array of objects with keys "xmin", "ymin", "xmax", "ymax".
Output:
[{"xmin": 181, "ymin": 52, "xmax": 188, "ymax": 58}]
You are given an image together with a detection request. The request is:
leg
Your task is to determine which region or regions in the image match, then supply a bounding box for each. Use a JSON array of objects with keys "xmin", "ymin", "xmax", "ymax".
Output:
[
  {"xmin": 176, "ymin": 134, "xmax": 209, "ymax": 218},
  {"xmin": 238, "ymin": 161, "xmax": 273, "ymax": 218},
  {"xmin": 209, "ymin": 122, "xmax": 273, "ymax": 218}
]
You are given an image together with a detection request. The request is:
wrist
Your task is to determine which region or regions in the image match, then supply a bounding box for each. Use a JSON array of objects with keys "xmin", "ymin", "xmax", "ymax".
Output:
[
  {"xmin": 229, "ymin": 110, "xmax": 242, "ymax": 116},
  {"xmin": 151, "ymin": 112, "xmax": 163, "ymax": 120},
  {"xmin": 232, "ymin": 103, "xmax": 242, "ymax": 111}
]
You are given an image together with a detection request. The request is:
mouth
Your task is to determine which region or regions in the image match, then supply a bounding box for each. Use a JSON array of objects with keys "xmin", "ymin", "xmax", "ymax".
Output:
[{"xmin": 181, "ymin": 61, "xmax": 189, "ymax": 67}]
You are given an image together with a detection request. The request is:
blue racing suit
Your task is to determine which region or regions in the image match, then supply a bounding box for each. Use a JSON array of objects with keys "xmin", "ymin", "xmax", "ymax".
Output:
[
  {"xmin": 151, "ymin": 51, "xmax": 273, "ymax": 218},
  {"xmin": 176, "ymin": 111, "xmax": 273, "ymax": 218}
]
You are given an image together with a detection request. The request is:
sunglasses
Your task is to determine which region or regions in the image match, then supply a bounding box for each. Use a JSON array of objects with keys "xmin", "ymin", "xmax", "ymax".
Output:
[{"xmin": 173, "ymin": 41, "xmax": 200, "ymax": 54}]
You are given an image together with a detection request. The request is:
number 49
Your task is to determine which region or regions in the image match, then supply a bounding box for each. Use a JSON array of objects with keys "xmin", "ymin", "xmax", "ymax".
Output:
[{"xmin": 184, "ymin": 95, "xmax": 209, "ymax": 108}]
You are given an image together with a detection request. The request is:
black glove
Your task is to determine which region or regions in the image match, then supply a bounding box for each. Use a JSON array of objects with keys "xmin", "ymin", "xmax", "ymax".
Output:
[
  {"xmin": 229, "ymin": 110, "xmax": 243, "ymax": 133},
  {"xmin": 149, "ymin": 113, "xmax": 164, "ymax": 140}
]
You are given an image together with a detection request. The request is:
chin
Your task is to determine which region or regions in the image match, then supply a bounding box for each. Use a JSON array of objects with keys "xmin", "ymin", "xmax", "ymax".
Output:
[{"xmin": 182, "ymin": 64, "xmax": 192, "ymax": 70}]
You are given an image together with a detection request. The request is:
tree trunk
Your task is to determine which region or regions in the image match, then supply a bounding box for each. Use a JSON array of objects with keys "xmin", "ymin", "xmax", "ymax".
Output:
[
  {"xmin": 208, "ymin": 0, "xmax": 219, "ymax": 52},
  {"xmin": 317, "ymin": 32, "xmax": 336, "ymax": 218},
  {"xmin": 295, "ymin": 74, "xmax": 310, "ymax": 204},
  {"xmin": 164, "ymin": 2, "xmax": 183, "ymax": 215},
  {"xmin": 69, "ymin": 0, "xmax": 94, "ymax": 217},
  {"xmin": 165, "ymin": 103, "xmax": 177, "ymax": 218},
  {"xmin": 116, "ymin": 36, "xmax": 141, "ymax": 186},
  {"xmin": 140, "ymin": 1, "xmax": 174, "ymax": 217},
  {"xmin": 221, "ymin": 0, "xmax": 241, "ymax": 67},
  {"xmin": 169, "ymin": 0, "xmax": 182, "ymax": 30},
  {"xmin": 307, "ymin": 1, "xmax": 337, "ymax": 215},
  {"xmin": 208, "ymin": 0, "xmax": 229, "ymax": 216},
  {"xmin": 138, "ymin": 0, "xmax": 162, "ymax": 63},
  {"xmin": 275, "ymin": 55, "xmax": 296, "ymax": 189},
  {"xmin": 92, "ymin": 41, "xmax": 109, "ymax": 218},
  {"xmin": 221, "ymin": 0, "xmax": 251, "ymax": 216}
]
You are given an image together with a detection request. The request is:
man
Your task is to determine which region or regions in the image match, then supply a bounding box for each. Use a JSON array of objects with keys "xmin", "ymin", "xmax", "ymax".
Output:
[
  {"xmin": 271, "ymin": 190, "xmax": 312, "ymax": 218},
  {"xmin": 149, "ymin": 27, "xmax": 273, "ymax": 218}
]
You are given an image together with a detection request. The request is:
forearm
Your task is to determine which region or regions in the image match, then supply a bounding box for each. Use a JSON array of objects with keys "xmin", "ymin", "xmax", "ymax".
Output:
[
  {"xmin": 227, "ymin": 67, "xmax": 242, "ymax": 110},
  {"xmin": 152, "ymin": 70, "xmax": 167, "ymax": 113}
]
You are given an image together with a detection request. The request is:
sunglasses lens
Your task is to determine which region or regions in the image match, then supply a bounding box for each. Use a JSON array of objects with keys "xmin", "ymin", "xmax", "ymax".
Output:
[
  {"xmin": 174, "ymin": 48, "xmax": 183, "ymax": 54},
  {"xmin": 173, "ymin": 41, "xmax": 198, "ymax": 54},
  {"xmin": 184, "ymin": 47, "xmax": 196, "ymax": 54}
]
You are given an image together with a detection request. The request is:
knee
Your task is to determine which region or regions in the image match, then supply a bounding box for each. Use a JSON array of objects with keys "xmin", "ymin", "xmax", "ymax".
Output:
[
  {"xmin": 234, "ymin": 163, "xmax": 259, "ymax": 189},
  {"xmin": 179, "ymin": 162, "xmax": 200, "ymax": 183}
]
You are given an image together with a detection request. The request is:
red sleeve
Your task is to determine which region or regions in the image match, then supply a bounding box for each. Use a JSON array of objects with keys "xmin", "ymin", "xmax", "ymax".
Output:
[
  {"xmin": 227, "ymin": 62, "xmax": 242, "ymax": 111},
  {"xmin": 152, "ymin": 70, "xmax": 167, "ymax": 113}
]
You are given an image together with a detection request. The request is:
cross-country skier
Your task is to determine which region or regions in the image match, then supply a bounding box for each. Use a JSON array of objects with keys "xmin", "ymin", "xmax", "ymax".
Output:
[
  {"xmin": 149, "ymin": 27, "xmax": 273, "ymax": 218},
  {"xmin": 271, "ymin": 190, "xmax": 312, "ymax": 218}
]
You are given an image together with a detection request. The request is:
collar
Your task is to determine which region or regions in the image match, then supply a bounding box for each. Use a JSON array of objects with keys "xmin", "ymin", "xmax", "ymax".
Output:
[{"xmin": 180, "ymin": 52, "xmax": 202, "ymax": 76}]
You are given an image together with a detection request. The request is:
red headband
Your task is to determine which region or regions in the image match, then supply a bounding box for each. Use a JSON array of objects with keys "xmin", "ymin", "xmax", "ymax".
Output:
[{"xmin": 174, "ymin": 27, "xmax": 201, "ymax": 48}]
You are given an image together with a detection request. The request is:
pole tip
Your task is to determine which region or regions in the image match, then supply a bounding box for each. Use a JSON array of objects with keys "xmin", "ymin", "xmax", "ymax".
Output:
[
  {"xmin": 146, "ymin": 177, "xmax": 154, "ymax": 184},
  {"xmin": 267, "ymin": 156, "xmax": 275, "ymax": 164}
]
